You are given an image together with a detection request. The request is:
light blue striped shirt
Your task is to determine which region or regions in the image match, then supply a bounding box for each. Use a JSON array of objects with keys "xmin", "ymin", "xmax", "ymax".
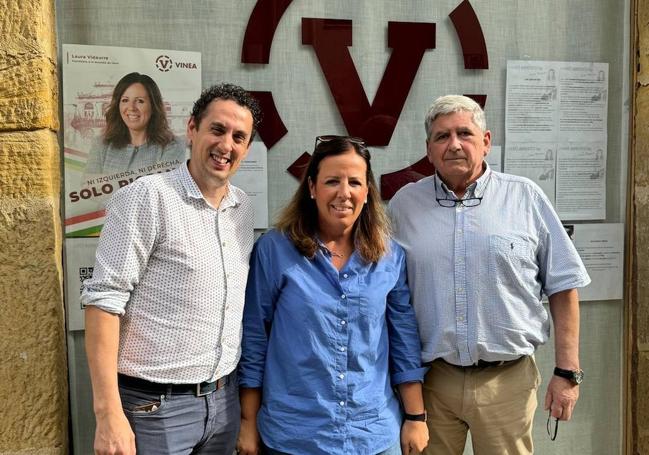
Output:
[{"xmin": 388, "ymin": 166, "xmax": 590, "ymax": 366}]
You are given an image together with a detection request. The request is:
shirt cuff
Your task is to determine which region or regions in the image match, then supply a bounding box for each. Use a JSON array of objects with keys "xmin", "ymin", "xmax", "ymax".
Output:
[
  {"xmin": 82, "ymin": 298, "xmax": 126, "ymax": 316},
  {"xmin": 391, "ymin": 366, "xmax": 428, "ymax": 385},
  {"xmin": 544, "ymin": 275, "xmax": 592, "ymax": 298},
  {"xmin": 237, "ymin": 375, "xmax": 263, "ymax": 388}
]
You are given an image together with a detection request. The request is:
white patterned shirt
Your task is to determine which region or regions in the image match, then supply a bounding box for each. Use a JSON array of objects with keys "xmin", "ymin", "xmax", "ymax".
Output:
[
  {"xmin": 389, "ymin": 165, "xmax": 591, "ymax": 366},
  {"xmin": 81, "ymin": 162, "xmax": 254, "ymax": 383}
]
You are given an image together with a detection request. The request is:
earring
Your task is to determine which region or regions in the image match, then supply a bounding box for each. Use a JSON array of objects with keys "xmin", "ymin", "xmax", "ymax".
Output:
[
  {"xmin": 310, "ymin": 194, "xmax": 315, "ymax": 199},
  {"xmin": 364, "ymin": 199, "xmax": 368, "ymax": 204}
]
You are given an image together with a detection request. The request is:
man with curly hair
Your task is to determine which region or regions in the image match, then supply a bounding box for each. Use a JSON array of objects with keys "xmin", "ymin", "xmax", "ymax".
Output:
[{"xmin": 82, "ymin": 83, "xmax": 262, "ymax": 455}]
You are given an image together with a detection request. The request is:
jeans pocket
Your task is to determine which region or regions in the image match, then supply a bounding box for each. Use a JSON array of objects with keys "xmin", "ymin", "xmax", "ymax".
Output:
[{"xmin": 119, "ymin": 386, "xmax": 166, "ymax": 416}]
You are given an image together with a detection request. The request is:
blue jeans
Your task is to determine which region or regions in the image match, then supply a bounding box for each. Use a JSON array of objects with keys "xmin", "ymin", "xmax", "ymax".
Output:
[
  {"xmin": 261, "ymin": 440, "xmax": 402, "ymax": 455},
  {"xmin": 119, "ymin": 373, "xmax": 240, "ymax": 454}
]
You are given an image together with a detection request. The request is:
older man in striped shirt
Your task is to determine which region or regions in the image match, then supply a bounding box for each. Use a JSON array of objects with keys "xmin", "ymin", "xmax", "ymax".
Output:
[{"xmin": 389, "ymin": 95, "xmax": 590, "ymax": 455}]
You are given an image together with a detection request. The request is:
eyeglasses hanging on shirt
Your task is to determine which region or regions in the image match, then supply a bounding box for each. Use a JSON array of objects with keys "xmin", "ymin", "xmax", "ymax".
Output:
[
  {"xmin": 546, "ymin": 410, "xmax": 559, "ymax": 441},
  {"xmin": 434, "ymin": 176, "xmax": 483, "ymax": 208}
]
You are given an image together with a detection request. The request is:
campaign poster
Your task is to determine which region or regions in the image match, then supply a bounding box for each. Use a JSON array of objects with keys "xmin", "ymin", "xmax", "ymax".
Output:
[{"xmin": 62, "ymin": 44, "xmax": 201, "ymax": 236}]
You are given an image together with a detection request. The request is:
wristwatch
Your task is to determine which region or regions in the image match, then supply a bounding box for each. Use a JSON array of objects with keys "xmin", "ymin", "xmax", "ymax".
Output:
[
  {"xmin": 404, "ymin": 410, "xmax": 427, "ymax": 422},
  {"xmin": 553, "ymin": 367, "xmax": 584, "ymax": 385}
]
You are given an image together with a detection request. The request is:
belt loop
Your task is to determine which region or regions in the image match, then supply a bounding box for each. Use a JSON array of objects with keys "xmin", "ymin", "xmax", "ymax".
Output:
[{"xmin": 166, "ymin": 384, "xmax": 173, "ymax": 396}]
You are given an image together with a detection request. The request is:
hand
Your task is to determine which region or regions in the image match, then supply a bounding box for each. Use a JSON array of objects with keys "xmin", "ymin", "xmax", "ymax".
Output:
[
  {"xmin": 237, "ymin": 417, "xmax": 260, "ymax": 455},
  {"xmin": 544, "ymin": 375, "xmax": 579, "ymax": 421},
  {"xmin": 400, "ymin": 420, "xmax": 429, "ymax": 454},
  {"xmin": 93, "ymin": 411, "xmax": 136, "ymax": 454}
]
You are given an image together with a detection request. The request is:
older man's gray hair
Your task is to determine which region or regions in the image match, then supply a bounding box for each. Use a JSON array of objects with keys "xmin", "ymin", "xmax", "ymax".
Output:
[{"xmin": 424, "ymin": 95, "xmax": 486, "ymax": 139}]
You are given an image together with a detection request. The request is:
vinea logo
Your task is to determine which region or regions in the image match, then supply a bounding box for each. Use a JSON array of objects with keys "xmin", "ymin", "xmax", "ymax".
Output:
[
  {"xmin": 155, "ymin": 55, "xmax": 173, "ymax": 72},
  {"xmin": 174, "ymin": 62, "xmax": 198, "ymax": 69},
  {"xmin": 155, "ymin": 55, "xmax": 198, "ymax": 72}
]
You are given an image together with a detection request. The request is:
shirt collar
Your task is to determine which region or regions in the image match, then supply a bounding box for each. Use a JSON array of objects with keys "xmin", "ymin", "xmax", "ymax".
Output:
[
  {"xmin": 177, "ymin": 161, "xmax": 240, "ymax": 209},
  {"xmin": 473, "ymin": 162, "xmax": 492, "ymax": 197},
  {"xmin": 314, "ymin": 236, "xmax": 337, "ymax": 258},
  {"xmin": 435, "ymin": 162, "xmax": 492, "ymax": 199}
]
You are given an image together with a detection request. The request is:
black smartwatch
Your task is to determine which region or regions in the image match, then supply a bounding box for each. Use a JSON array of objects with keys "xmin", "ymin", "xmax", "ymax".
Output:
[
  {"xmin": 404, "ymin": 410, "xmax": 427, "ymax": 422},
  {"xmin": 553, "ymin": 367, "xmax": 584, "ymax": 385}
]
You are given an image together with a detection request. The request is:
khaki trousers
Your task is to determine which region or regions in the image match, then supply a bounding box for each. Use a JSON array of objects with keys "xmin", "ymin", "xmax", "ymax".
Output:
[{"xmin": 422, "ymin": 356, "xmax": 540, "ymax": 455}]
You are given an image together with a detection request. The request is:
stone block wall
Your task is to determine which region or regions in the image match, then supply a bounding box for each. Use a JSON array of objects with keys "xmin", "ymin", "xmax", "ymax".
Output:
[
  {"xmin": 634, "ymin": 1, "xmax": 649, "ymax": 454},
  {"xmin": 0, "ymin": 0, "xmax": 68, "ymax": 453}
]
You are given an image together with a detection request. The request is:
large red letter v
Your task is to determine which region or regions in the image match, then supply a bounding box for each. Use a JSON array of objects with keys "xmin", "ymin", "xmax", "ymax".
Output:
[{"xmin": 302, "ymin": 19, "xmax": 435, "ymax": 146}]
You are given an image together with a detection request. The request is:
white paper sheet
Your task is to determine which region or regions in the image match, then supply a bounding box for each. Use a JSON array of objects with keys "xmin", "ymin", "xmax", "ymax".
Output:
[
  {"xmin": 556, "ymin": 144, "xmax": 606, "ymax": 220},
  {"xmin": 566, "ymin": 223, "xmax": 623, "ymax": 301},
  {"xmin": 230, "ymin": 140, "xmax": 269, "ymax": 228},
  {"xmin": 485, "ymin": 145, "xmax": 502, "ymax": 172},
  {"xmin": 505, "ymin": 60, "xmax": 608, "ymax": 220}
]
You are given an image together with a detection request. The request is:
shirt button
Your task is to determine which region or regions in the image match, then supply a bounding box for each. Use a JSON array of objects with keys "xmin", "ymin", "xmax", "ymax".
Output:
[
  {"xmin": 340, "ymin": 346, "xmax": 346, "ymax": 352},
  {"xmin": 339, "ymin": 373, "xmax": 345, "ymax": 379},
  {"xmin": 222, "ymin": 242, "xmax": 226, "ymax": 247},
  {"xmin": 457, "ymin": 316, "xmax": 464, "ymax": 322},
  {"xmin": 341, "ymin": 294, "xmax": 346, "ymax": 299},
  {"xmin": 343, "ymin": 273, "xmax": 349, "ymax": 278},
  {"xmin": 457, "ymin": 287, "xmax": 464, "ymax": 293},
  {"xmin": 341, "ymin": 320, "xmax": 346, "ymax": 325},
  {"xmin": 339, "ymin": 401, "xmax": 345, "ymax": 406}
]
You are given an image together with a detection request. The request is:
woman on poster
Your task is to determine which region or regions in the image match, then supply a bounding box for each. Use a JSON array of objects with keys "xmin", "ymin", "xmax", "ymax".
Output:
[
  {"xmin": 84, "ymin": 72, "xmax": 185, "ymax": 176},
  {"xmin": 237, "ymin": 136, "xmax": 428, "ymax": 455}
]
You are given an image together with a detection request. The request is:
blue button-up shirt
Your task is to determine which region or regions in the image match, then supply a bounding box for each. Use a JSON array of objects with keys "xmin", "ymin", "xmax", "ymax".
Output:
[
  {"xmin": 239, "ymin": 230, "xmax": 425, "ymax": 455},
  {"xmin": 388, "ymin": 166, "xmax": 590, "ymax": 366}
]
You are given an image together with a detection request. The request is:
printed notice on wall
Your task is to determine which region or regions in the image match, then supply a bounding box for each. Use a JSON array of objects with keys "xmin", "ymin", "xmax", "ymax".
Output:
[
  {"xmin": 62, "ymin": 44, "xmax": 201, "ymax": 237},
  {"xmin": 485, "ymin": 145, "xmax": 502, "ymax": 172},
  {"xmin": 64, "ymin": 237, "xmax": 100, "ymax": 331},
  {"xmin": 231, "ymin": 140, "xmax": 269, "ymax": 228},
  {"xmin": 565, "ymin": 223, "xmax": 623, "ymax": 302},
  {"xmin": 505, "ymin": 60, "xmax": 608, "ymax": 220}
]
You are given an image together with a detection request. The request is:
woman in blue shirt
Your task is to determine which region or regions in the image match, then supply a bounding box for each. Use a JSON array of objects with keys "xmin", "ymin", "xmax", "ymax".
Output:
[{"xmin": 238, "ymin": 136, "xmax": 428, "ymax": 455}]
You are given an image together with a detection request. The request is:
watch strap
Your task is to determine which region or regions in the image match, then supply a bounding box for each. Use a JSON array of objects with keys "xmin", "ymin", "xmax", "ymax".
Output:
[
  {"xmin": 404, "ymin": 410, "xmax": 427, "ymax": 422},
  {"xmin": 553, "ymin": 367, "xmax": 584, "ymax": 385}
]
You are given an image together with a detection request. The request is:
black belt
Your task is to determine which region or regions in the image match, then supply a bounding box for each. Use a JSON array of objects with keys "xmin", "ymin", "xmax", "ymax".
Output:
[
  {"xmin": 118, "ymin": 373, "xmax": 230, "ymax": 397},
  {"xmin": 426, "ymin": 357, "xmax": 523, "ymax": 369}
]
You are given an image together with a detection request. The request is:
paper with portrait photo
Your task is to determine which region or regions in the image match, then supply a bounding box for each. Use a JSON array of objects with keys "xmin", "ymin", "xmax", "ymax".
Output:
[
  {"xmin": 62, "ymin": 44, "xmax": 201, "ymax": 237},
  {"xmin": 505, "ymin": 60, "xmax": 608, "ymax": 220},
  {"xmin": 556, "ymin": 144, "xmax": 606, "ymax": 220},
  {"xmin": 503, "ymin": 143, "xmax": 555, "ymax": 200}
]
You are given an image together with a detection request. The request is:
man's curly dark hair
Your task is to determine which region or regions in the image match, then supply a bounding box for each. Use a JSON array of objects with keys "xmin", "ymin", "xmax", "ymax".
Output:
[{"xmin": 190, "ymin": 83, "xmax": 262, "ymax": 141}]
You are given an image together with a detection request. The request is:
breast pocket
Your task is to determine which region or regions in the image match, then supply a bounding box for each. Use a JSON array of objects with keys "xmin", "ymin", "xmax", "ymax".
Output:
[
  {"xmin": 488, "ymin": 233, "xmax": 537, "ymax": 287},
  {"xmin": 358, "ymin": 270, "xmax": 395, "ymax": 321}
]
